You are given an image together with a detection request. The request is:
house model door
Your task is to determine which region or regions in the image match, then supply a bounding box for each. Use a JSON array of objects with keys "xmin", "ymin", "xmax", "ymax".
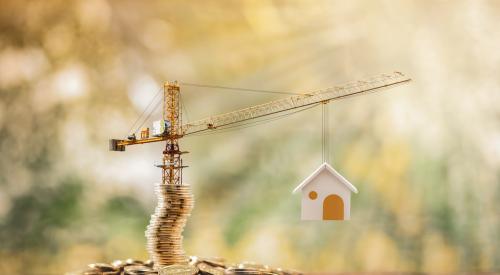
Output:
[{"xmin": 323, "ymin": 194, "xmax": 344, "ymax": 220}]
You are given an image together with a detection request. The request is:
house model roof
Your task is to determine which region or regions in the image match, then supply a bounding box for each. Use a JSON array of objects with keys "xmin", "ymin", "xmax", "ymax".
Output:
[{"xmin": 292, "ymin": 162, "xmax": 358, "ymax": 194}]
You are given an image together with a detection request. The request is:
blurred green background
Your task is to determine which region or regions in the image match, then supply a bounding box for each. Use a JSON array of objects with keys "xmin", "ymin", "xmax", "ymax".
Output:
[{"xmin": 1, "ymin": 0, "xmax": 499, "ymax": 273}]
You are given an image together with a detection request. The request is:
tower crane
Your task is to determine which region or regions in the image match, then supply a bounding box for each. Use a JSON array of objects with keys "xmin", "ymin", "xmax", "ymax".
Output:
[
  {"xmin": 110, "ymin": 71, "xmax": 411, "ymax": 186},
  {"xmin": 109, "ymin": 71, "xmax": 411, "ymax": 269}
]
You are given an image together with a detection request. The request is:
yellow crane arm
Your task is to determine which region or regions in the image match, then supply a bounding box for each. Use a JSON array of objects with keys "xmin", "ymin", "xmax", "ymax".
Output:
[
  {"xmin": 111, "ymin": 72, "xmax": 410, "ymax": 150},
  {"xmin": 180, "ymin": 72, "xmax": 411, "ymax": 135}
]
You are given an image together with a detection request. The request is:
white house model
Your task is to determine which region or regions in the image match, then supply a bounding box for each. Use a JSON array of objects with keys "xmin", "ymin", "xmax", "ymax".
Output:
[{"xmin": 293, "ymin": 162, "xmax": 358, "ymax": 221}]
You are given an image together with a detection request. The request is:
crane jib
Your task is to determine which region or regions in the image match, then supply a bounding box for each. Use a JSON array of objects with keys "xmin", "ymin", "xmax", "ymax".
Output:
[
  {"xmin": 181, "ymin": 72, "xmax": 411, "ymax": 136},
  {"xmin": 109, "ymin": 72, "xmax": 411, "ymax": 151}
]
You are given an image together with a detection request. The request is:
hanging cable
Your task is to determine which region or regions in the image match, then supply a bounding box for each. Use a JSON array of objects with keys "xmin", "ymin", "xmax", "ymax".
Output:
[
  {"xmin": 321, "ymin": 101, "xmax": 330, "ymax": 163},
  {"xmin": 126, "ymin": 86, "xmax": 163, "ymax": 136},
  {"xmin": 322, "ymin": 103, "xmax": 325, "ymax": 163},
  {"xmin": 325, "ymin": 102, "xmax": 330, "ymax": 163},
  {"xmin": 180, "ymin": 82, "xmax": 305, "ymax": 95}
]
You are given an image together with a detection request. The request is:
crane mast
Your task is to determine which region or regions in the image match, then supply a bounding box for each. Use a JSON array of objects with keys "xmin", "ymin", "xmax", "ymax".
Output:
[{"xmin": 159, "ymin": 82, "xmax": 186, "ymax": 185}]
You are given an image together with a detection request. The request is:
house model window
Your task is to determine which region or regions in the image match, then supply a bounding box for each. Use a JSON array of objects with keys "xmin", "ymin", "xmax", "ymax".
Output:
[
  {"xmin": 308, "ymin": 191, "xmax": 318, "ymax": 200},
  {"xmin": 293, "ymin": 162, "xmax": 358, "ymax": 221}
]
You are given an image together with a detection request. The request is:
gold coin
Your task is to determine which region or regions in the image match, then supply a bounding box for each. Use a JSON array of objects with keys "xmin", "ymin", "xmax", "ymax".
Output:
[
  {"xmin": 197, "ymin": 262, "xmax": 225, "ymax": 275},
  {"xmin": 88, "ymin": 263, "xmax": 117, "ymax": 272},
  {"xmin": 158, "ymin": 264, "xmax": 198, "ymax": 275}
]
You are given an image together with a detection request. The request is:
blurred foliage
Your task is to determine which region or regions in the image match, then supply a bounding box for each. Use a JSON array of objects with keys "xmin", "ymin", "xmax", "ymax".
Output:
[
  {"xmin": 1, "ymin": 0, "xmax": 500, "ymax": 273},
  {"xmin": 0, "ymin": 177, "xmax": 82, "ymax": 251}
]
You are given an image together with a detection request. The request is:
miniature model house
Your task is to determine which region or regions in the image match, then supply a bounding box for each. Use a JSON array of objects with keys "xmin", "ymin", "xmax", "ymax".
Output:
[{"xmin": 293, "ymin": 163, "xmax": 358, "ymax": 221}]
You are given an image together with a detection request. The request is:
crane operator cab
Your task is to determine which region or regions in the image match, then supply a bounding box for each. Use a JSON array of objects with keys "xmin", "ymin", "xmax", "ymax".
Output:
[{"xmin": 152, "ymin": 119, "xmax": 171, "ymax": 137}]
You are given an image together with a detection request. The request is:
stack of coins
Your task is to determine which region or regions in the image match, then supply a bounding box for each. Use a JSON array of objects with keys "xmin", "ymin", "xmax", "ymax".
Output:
[{"xmin": 145, "ymin": 183, "xmax": 194, "ymax": 268}]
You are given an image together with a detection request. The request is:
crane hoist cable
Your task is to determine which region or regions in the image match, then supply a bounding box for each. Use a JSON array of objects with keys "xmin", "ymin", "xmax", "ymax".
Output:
[
  {"xmin": 322, "ymin": 102, "xmax": 330, "ymax": 163},
  {"xmin": 322, "ymin": 104, "xmax": 324, "ymax": 163}
]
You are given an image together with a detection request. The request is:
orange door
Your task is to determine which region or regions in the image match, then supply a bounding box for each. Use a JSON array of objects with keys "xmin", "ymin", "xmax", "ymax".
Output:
[{"xmin": 323, "ymin": 194, "xmax": 344, "ymax": 220}]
